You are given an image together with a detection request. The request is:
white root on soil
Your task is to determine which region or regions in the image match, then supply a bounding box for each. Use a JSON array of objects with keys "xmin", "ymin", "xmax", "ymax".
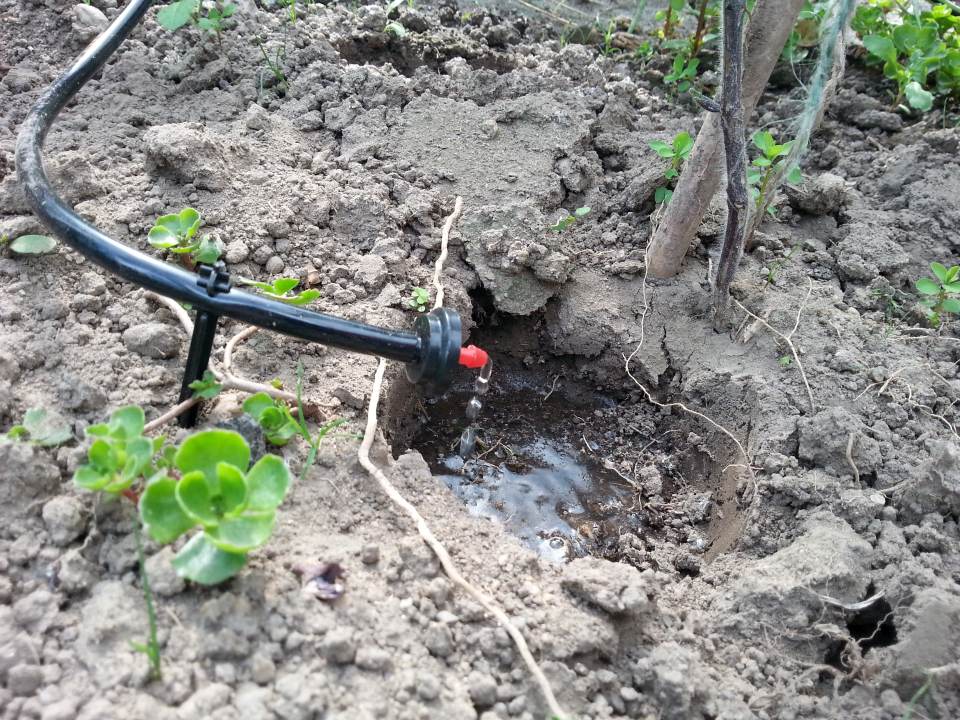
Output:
[
  {"xmin": 731, "ymin": 280, "xmax": 816, "ymax": 413},
  {"xmin": 626, "ymin": 249, "xmax": 758, "ymax": 494},
  {"xmin": 357, "ymin": 198, "xmax": 567, "ymax": 719},
  {"xmin": 140, "ymin": 292, "xmax": 335, "ymax": 431}
]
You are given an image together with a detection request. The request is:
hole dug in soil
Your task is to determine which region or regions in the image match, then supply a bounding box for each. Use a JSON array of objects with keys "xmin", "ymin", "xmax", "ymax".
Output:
[{"xmin": 388, "ymin": 314, "xmax": 747, "ymax": 576}]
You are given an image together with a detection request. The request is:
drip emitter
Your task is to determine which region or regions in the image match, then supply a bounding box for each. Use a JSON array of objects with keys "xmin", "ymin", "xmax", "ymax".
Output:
[{"xmin": 15, "ymin": 0, "xmax": 488, "ymax": 425}]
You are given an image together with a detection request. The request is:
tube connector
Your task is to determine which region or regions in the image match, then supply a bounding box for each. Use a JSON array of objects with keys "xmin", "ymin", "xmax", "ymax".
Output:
[
  {"xmin": 404, "ymin": 307, "xmax": 462, "ymax": 385},
  {"xmin": 458, "ymin": 345, "xmax": 489, "ymax": 369}
]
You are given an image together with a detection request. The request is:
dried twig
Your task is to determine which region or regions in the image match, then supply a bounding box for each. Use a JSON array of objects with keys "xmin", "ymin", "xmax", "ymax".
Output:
[
  {"xmin": 431, "ymin": 197, "xmax": 463, "ymax": 310},
  {"xmin": 845, "ymin": 432, "xmax": 860, "ymax": 485}
]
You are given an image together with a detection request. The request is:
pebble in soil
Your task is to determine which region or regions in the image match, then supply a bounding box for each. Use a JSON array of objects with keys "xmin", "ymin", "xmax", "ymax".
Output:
[{"xmin": 412, "ymin": 364, "xmax": 654, "ymax": 563}]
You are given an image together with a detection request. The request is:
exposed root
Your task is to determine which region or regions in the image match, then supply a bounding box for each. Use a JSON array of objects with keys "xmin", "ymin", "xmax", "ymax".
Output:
[
  {"xmin": 359, "ymin": 360, "xmax": 565, "ymax": 719},
  {"xmin": 626, "ymin": 249, "xmax": 757, "ymax": 497},
  {"xmin": 357, "ymin": 197, "xmax": 566, "ymax": 718},
  {"xmin": 845, "ymin": 432, "xmax": 860, "ymax": 485},
  {"xmin": 431, "ymin": 196, "xmax": 463, "ymax": 310},
  {"xmin": 731, "ymin": 280, "xmax": 816, "ymax": 413},
  {"xmin": 142, "ymin": 292, "xmax": 333, "ymax": 431}
]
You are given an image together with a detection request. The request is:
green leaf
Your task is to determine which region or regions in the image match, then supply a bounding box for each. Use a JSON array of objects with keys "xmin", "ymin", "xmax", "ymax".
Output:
[
  {"xmin": 384, "ymin": 20, "xmax": 406, "ymax": 37},
  {"xmin": 176, "ymin": 471, "xmax": 220, "ymax": 527},
  {"xmin": 148, "ymin": 227, "xmax": 179, "ymax": 249},
  {"xmin": 221, "ymin": 4, "xmax": 236, "ymax": 17},
  {"xmin": 863, "ymin": 35, "xmax": 899, "ymax": 65},
  {"xmin": 208, "ymin": 512, "xmax": 275, "ymax": 553},
  {"xmin": 157, "ymin": 0, "xmax": 199, "ymax": 31},
  {"xmin": 753, "ymin": 157, "xmax": 772, "ymax": 167},
  {"xmin": 242, "ymin": 393, "xmax": 276, "ymax": 421},
  {"xmin": 120, "ymin": 437, "xmax": 154, "ymax": 482},
  {"xmin": 88, "ymin": 438, "xmax": 115, "ymax": 469},
  {"xmin": 654, "ymin": 186, "xmax": 672, "ymax": 204},
  {"xmin": 648, "ymin": 140, "xmax": 675, "ymax": 158},
  {"xmin": 175, "ymin": 430, "xmax": 250, "ymax": 486},
  {"xmin": 573, "ymin": 207, "xmax": 591, "ymax": 218},
  {"xmin": 239, "ymin": 278, "xmax": 275, "ymax": 293},
  {"xmin": 178, "ymin": 208, "xmax": 200, "ymax": 237},
  {"xmin": 281, "ymin": 289, "xmax": 320, "ymax": 306},
  {"xmin": 74, "ymin": 465, "xmax": 109, "ymax": 491},
  {"xmin": 942, "ymin": 298, "xmax": 960, "ymax": 315},
  {"xmin": 20, "ymin": 408, "xmax": 72, "ymax": 446},
  {"xmin": 672, "ymin": 132, "xmax": 693, "ymax": 157},
  {"xmin": 10, "ymin": 235, "xmax": 57, "ymax": 255},
  {"xmin": 272, "ymin": 278, "xmax": 300, "ymax": 295},
  {"xmin": 664, "ymin": 168, "xmax": 678, "ymax": 180},
  {"xmin": 217, "ymin": 463, "xmax": 248, "ymax": 514},
  {"xmin": 194, "ymin": 236, "xmax": 220, "ymax": 264},
  {"xmin": 786, "ymin": 166, "xmax": 803, "ymax": 185},
  {"xmin": 110, "ymin": 406, "xmax": 146, "ymax": 440},
  {"xmin": 245, "ymin": 455, "xmax": 290, "ymax": 511},
  {"xmin": 140, "ymin": 475, "xmax": 195, "ymax": 544},
  {"xmin": 188, "ymin": 370, "xmax": 222, "ymax": 399},
  {"xmin": 172, "ymin": 533, "xmax": 247, "ymax": 584},
  {"xmin": 942, "ymin": 281, "xmax": 960, "ymax": 293},
  {"xmin": 930, "ymin": 262, "xmax": 949, "ymax": 283},
  {"xmin": 905, "ymin": 81, "xmax": 933, "ymax": 111},
  {"xmin": 946, "ymin": 266, "xmax": 960, "ymax": 282},
  {"xmin": 669, "ymin": 0, "xmax": 684, "ymax": 10},
  {"xmin": 916, "ymin": 277, "xmax": 941, "ymax": 295},
  {"xmin": 752, "ymin": 131, "xmax": 775, "ymax": 154}
]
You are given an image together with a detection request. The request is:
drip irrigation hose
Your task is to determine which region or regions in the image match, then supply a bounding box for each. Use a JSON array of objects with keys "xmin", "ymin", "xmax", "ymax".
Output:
[{"xmin": 14, "ymin": 0, "xmax": 462, "ymax": 385}]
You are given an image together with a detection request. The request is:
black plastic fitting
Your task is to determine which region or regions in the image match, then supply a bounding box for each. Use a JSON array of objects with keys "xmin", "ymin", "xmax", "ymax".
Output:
[{"xmin": 14, "ymin": 0, "xmax": 461, "ymax": 384}]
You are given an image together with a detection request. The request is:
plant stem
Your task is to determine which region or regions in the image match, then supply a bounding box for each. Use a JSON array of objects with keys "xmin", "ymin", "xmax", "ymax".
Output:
[
  {"xmin": 712, "ymin": 0, "xmax": 749, "ymax": 323},
  {"xmin": 663, "ymin": 5, "xmax": 675, "ymax": 39},
  {"xmin": 133, "ymin": 522, "xmax": 162, "ymax": 681},
  {"xmin": 691, "ymin": 0, "xmax": 710, "ymax": 56}
]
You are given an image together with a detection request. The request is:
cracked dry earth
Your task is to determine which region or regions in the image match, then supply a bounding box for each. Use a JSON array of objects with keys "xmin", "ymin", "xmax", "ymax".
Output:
[{"xmin": 1, "ymin": 0, "xmax": 960, "ymax": 719}]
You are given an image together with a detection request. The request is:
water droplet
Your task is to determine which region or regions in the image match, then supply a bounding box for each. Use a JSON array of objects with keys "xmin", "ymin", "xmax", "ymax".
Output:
[
  {"xmin": 459, "ymin": 426, "xmax": 477, "ymax": 457},
  {"xmin": 473, "ymin": 375, "xmax": 490, "ymax": 395},
  {"xmin": 465, "ymin": 397, "xmax": 482, "ymax": 420}
]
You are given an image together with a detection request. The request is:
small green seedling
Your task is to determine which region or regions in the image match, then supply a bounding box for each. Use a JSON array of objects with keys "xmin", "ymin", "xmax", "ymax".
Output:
[
  {"xmin": 1, "ymin": 233, "xmax": 57, "ymax": 256},
  {"xmin": 4, "ymin": 408, "xmax": 72, "ymax": 447},
  {"xmin": 778, "ymin": 354, "xmax": 793, "ymax": 368},
  {"xmin": 915, "ymin": 262, "xmax": 960, "ymax": 327},
  {"xmin": 256, "ymin": 39, "xmax": 288, "ymax": 96},
  {"xmin": 157, "ymin": 0, "xmax": 236, "ymax": 42},
  {"xmin": 139, "ymin": 430, "xmax": 291, "ymax": 584},
  {"xmin": 408, "ymin": 287, "xmax": 430, "ymax": 312},
  {"xmin": 239, "ymin": 277, "xmax": 320, "ymax": 306},
  {"xmin": 73, "ymin": 406, "xmax": 165, "ymax": 678},
  {"xmin": 188, "ymin": 370, "xmax": 223, "ymax": 399},
  {"xmin": 73, "ymin": 407, "xmax": 163, "ymax": 494},
  {"xmin": 243, "ymin": 393, "xmax": 301, "ymax": 446},
  {"xmin": 148, "ymin": 208, "xmax": 220, "ymax": 264},
  {"xmin": 649, "ymin": 132, "xmax": 694, "ymax": 204},
  {"xmin": 549, "ymin": 207, "xmax": 591, "ymax": 233},
  {"xmin": 384, "ymin": 0, "xmax": 408, "ymax": 36},
  {"xmin": 747, "ymin": 131, "xmax": 803, "ymax": 216},
  {"xmin": 664, "ymin": 53, "xmax": 699, "ymax": 94},
  {"xmin": 277, "ymin": 0, "xmax": 297, "ymax": 23}
]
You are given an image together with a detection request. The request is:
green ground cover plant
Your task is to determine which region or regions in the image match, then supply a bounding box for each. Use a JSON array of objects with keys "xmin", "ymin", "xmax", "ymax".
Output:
[
  {"xmin": 916, "ymin": 261, "xmax": 960, "ymax": 327},
  {"xmin": 148, "ymin": 207, "xmax": 220, "ymax": 264},
  {"xmin": 649, "ymin": 131, "xmax": 694, "ymax": 204},
  {"xmin": 238, "ymin": 277, "xmax": 320, "ymax": 305}
]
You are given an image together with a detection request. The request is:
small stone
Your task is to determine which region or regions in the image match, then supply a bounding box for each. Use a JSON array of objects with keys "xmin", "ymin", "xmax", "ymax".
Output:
[
  {"xmin": 71, "ymin": 4, "xmax": 108, "ymax": 42},
  {"xmin": 332, "ymin": 289, "xmax": 357, "ymax": 305},
  {"xmin": 416, "ymin": 672, "xmax": 441, "ymax": 701},
  {"xmin": 360, "ymin": 544, "xmax": 380, "ymax": 565},
  {"xmin": 467, "ymin": 671, "xmax": 498, "ymax": 708},
  {"xmin": 353, "ymin": 255, "xmax": 388, "ymax": 289},
  {"xmin": 425, "ymin": 623, "xmax": 454, "ymax": 658},
  {"xmin": 224, "ymin": 240, "xmax": 249, "ymax": 264},
  {"xmin": 40, "ymin": 697, "xmax": 77, "ymax": 720},
  {"xmin": 57, "ymin": 549, "xmax": 98, "ymax": 594},
  {"xmin": 355, "ymin": 646, "xmax": 392, "ymax": 672},
  {"xmin": 79, "ymin": 272, "xmax": 107, "ymax": 296},
  {"xmin": 265, "ymin": 256, "xmax": 285, "ymax": 274},
  {"xmin": 0, "ymin": 349, "xmax": 22, "ymax": 384},
  {"xmin": 8, "ymin": 663, "xmax": 43, "ymax": 696},
  {"xmin": 42, "ymin": 496, "xmax": 87, "ymax": 547},
  {"xmin": 250, "ymin": 651, "xmax": 276, "ymax": 685},
  {"xmin": 13, "ymin": 590, "xmax": 59, "ymax": 633},
  {"xmin": 122, "ymin": 322, "xmax": 180, "ymax": 359},
  {"xmin": 320, "ymin": 627, "xmax": 356, "ymax": 665}
]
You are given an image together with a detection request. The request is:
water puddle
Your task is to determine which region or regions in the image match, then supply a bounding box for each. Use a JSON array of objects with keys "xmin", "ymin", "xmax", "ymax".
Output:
[{"xmin": 411, "ymin": 364, "xmax": 649, "ymax": 563}]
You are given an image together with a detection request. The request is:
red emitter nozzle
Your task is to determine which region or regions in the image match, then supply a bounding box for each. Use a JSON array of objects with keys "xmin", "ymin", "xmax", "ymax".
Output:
[{"xmin": 458, "ymin": 345, "xmax": 489, "ymax": 369}]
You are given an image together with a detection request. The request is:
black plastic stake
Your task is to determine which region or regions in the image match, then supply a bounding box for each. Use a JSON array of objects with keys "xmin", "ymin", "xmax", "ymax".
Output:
[{"xmin": 177, "ymin": 309, "xmax": 219, "ymax": 428}]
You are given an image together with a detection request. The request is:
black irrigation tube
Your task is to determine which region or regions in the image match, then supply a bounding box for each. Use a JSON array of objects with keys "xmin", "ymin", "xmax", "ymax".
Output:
[{"xmin": 15, "ymin": 0, "xmax": 463, "ymax": 389}]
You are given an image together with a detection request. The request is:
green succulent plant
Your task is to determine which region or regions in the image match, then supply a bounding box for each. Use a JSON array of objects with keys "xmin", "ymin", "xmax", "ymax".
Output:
[
  {"xmin": 4, "ymin": 408, "xmax": 72, "ymax": 447},
  {"xmin": 140, "ymin": 430, "xmax": 291, "ymax": 585},
  {"xmin": 242, "ymin": 392, "xmax": 300, "ymax": 446},
  {"xmin": 73, "ymin": 406, "xmax": 162, "ymax": 495},
  {"xmin": 916, "ymin": 262, "xmax": 960, "ymax": 327},
  {"xmin": 148, "ymin": 207, "xmax": 220, "ymax": 264},
  {"xmin": 239, "ymin": 277, "xmax": 320, "ymax": 306}
]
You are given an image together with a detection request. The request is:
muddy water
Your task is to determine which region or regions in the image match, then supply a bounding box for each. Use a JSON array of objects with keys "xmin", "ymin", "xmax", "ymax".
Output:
[{"xmin": 412, "ymin": 366, "xmax": 647, "ymax": 562}]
